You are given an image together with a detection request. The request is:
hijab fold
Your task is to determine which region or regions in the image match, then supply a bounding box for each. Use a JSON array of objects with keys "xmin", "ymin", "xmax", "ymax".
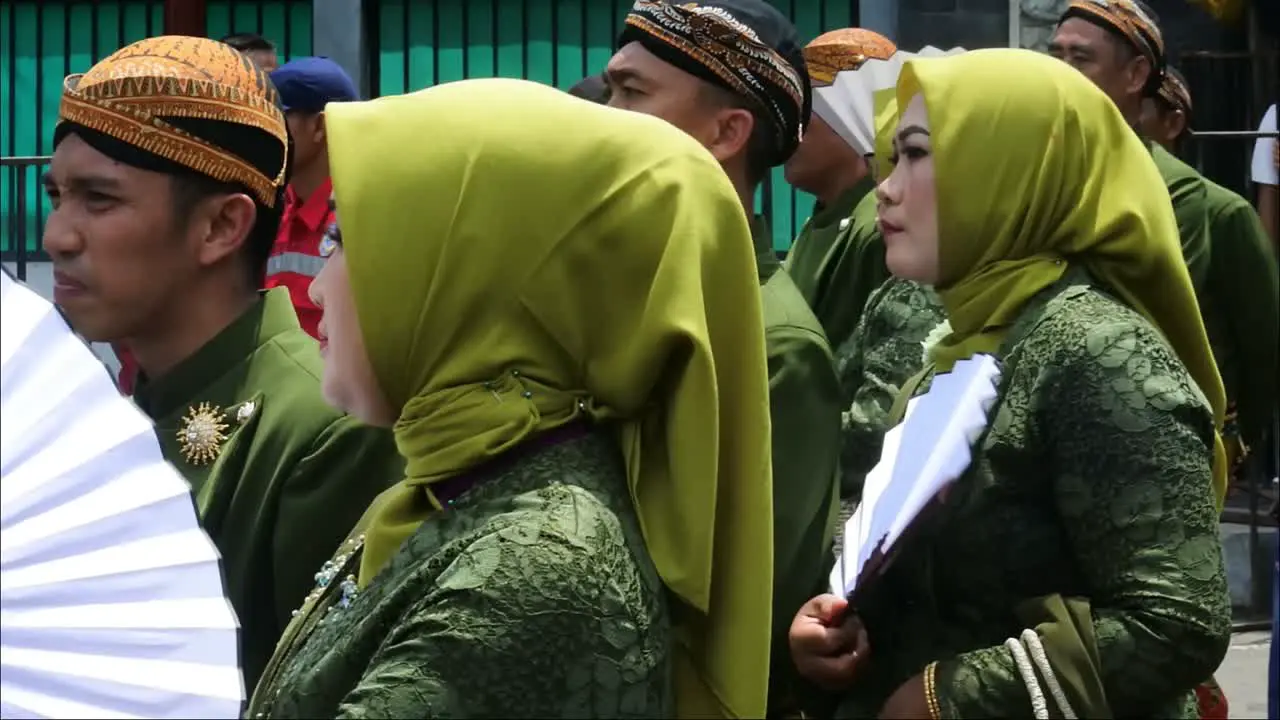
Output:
[
  {"xmin": 897, "ymin": 48, "xmax": 1227, "ymax": 506},
  {"xmin": 324, "ymin": 78, "xmax": 775, "ymax": 719}
]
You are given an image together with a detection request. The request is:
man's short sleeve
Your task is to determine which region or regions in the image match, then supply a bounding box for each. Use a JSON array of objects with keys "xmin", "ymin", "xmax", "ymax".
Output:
[{"xmin": 1252, "ymin": 104, "xmax": 1277, "ymax": 187}]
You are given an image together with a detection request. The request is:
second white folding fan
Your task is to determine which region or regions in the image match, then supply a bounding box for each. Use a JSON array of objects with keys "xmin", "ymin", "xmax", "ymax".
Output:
[
  {"xmin": 0, "ymin": 269, "xmax": 244, "ymax": 719},
  {"xmin": 812, "ymin": 46, "xmax": 968, "ymax": 158},
  {"xmin": 830, "ymin": 354, "xmax": 1001, "ymax": 601}
]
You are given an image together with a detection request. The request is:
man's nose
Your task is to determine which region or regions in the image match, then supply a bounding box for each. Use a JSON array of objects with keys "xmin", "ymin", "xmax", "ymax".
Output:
[{"xmin": 41, "ymin": 209, "xmax": 83, "ymax": 258}]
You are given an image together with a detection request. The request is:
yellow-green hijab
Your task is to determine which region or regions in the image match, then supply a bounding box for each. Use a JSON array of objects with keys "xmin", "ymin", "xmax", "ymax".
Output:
[
  {"xmin": 896, "ymin": 48, "xmax": 1227, "ymax": 505},
  {"xmin": 325, "ymin": 78, "xmax": 775, "ymax": 719}
]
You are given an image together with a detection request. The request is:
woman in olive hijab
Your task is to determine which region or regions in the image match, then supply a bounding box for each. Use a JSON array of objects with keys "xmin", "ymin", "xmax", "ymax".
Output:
[
  {"xmin": 789, "ymin": 49, "xmax": 1230, "ymax": 719},
  {"xmin": 247, "ymin": 78, "xmax": 777, "ymax": 719}
]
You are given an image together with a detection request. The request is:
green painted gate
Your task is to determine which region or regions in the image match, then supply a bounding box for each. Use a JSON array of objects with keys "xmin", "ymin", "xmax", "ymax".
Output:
[
  {"xmin": 205, "ymin": 0, "xmax": 313, "ymax": 59},
  {"xmin": 2, "ymin": 1, "xmax": 164, "ymax": 257},
  {"xmin": 369, "ymin": 0, "xmax": 862, "ymax": 252},
  {"xmin": 1, "ymin": 0, "xmax": 311, "ymax": 258}
]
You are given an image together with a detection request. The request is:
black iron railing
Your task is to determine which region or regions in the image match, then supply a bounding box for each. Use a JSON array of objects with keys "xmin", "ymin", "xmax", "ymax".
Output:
[{"xmin": 1, "ymin": 155, "xmax": 51, "ymax": 281}]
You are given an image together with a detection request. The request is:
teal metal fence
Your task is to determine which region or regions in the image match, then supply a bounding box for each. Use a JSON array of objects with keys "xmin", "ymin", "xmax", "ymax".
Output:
[
  {"xmin": 369, "ymin": 0, "xmax": 863, "ymax": 252},
  {"xmin": 5, "ymin": 0, "xmax": 857, "ymax": 256},
  {"xmin": 2, "ymin": 0, "xmax": 163, "ymax": 258},
  {"xmin": 205, "ymin": 0, "xmax": 313, "ymax": 59},
  {"xmin": 0, "ymin": 0, "xmax": 312, "ymax": 259}
]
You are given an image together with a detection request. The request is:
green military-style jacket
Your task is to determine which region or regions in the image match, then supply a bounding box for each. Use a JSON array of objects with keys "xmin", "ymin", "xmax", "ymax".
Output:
[
  {"xmin": 132, "ymin": 288, "xmax": 402, "ymax": 692},
  {"xmin": 1151, "ymin": 144, "xmax": 1212, "ymax": 289},
  {"xmin": 1199, "ymin": 180, "xmax": 1279, "ymax": 456},
  {"xmin": 785, "ymin": 179, "xmax": 886, "ymax": 352},
  {"xmin": 785, "ymin": 180, "xmax": 872, "ymax": 306},
  {"xmin": 752, "ymin": 219, "xmax": 843, "ymax": 712}
]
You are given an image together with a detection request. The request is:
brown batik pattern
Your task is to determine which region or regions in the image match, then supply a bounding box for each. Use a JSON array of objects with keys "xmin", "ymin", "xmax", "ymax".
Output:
[
  {"xmin": 58, "ymin": 35, "xmax": 288, "ymax": 207},
  {"xmin": 626, "ymin": 1, "xmax": 806, "ymax": 149},
  {"xmin": 803, "ymin": 28, "xmax": 897, "ymax": 87},
  {"xmin": 1157, "ymin": 70, "xmax": 1192, "ymax": 115}
]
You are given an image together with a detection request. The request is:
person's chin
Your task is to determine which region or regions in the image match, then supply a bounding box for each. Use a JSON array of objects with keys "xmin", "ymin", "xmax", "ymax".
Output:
[
  {"xmin": 885, "ymin": 246, "xmax": 920, "ymax": 281},
  {"xmin": 319, "ymin": 376, "xmax": 349, "ymax": 414},
  {"xmin": 57, "ymin": 308, "xmax": 116, "ymax": 344}
]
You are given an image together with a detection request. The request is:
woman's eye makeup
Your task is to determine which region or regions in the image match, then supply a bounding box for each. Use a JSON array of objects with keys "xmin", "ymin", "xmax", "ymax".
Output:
[{"xmin": 889, "ymin": 144, "xmax": 930, "ymax": 165}]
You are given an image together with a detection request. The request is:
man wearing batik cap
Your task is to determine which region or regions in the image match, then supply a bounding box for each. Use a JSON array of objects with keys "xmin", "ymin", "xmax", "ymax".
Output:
[
  {"xmin": 605, "ymin": 2, "xmax": 842, "ymax": 714},
  {"xmin": 784, "ymin": 27, "xmax": 896, "ymax": 351},
  {"xmin": 1143, "ymin": 67, "xmax": 1278, "ymax": 525},
  {"xmin": 267, "ymin": 57, "xmax": 359, "ymax": 339},
  {"xmin": 42, "ymin": 36, "xmax": 401, "ymax": 690},
  {"xmin": 1050, "ymin": 0, "xmax": 1213, "ymax": 290}
]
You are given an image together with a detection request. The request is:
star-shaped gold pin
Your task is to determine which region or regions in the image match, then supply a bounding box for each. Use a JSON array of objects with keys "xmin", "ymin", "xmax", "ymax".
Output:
[{"xmin": 177, "ymin": 402, "xmax": 229, "ymax": 466}]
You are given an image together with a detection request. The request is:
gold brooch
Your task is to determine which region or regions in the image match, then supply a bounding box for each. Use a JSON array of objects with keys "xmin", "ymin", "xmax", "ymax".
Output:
[{"xmin": 177, "ymin": 402, "xmax": 229, "ymax": 466}]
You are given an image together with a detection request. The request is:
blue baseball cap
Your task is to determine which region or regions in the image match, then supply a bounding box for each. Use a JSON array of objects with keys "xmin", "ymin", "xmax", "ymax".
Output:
[{"xmin": 270, "ymin": 57, "xmax": 359, "ymax": 113}]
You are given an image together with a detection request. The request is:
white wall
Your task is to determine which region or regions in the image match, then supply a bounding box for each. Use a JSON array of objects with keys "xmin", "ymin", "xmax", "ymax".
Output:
[{"xmin": 4, "ymin": 259, "xmax": 122, "ymax": 375}]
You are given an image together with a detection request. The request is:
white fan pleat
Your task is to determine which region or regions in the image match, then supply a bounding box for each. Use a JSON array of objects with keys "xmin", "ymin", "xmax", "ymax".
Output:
[
  {"xmin": 1, "ymin": 647, "xmax": 242, "ymax": 719},
  {"xmin": 4, "ymin": 531, "xmax": 222, "ymax": 590},
  {"xmin": 2, "ymin": 462, "xmax": 197, "ymax": 566},
  {"xmin": 2, "ymin": 272, "xmax": 244, "ymax": 719}
]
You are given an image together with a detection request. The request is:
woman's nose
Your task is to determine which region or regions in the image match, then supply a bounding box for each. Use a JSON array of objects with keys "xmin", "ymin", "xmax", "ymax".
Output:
[{"xmin": 875, "ymin": 175, "xmax": 896, "ymax": 207}]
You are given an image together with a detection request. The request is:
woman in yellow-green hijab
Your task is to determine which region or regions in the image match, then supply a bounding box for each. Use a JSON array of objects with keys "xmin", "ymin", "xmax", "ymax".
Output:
[
  {"xmin": 788, "ymin": 49, "xmax": 1230, "ymax": 719},
  {"xmin": 245, "ymin": 78, "xmax": 777, "ymax": 719}
]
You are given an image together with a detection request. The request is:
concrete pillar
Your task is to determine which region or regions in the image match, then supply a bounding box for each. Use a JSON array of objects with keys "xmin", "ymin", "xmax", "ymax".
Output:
[
  {"xmin": 311, "ymin": 0, "xmax": 369, "ymax": 98},
  {"xmin": 859, "ymin": 0, "xmax": 899, "ymax": 43}
]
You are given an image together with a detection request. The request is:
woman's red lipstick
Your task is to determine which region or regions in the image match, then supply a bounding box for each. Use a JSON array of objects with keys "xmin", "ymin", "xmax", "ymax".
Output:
[{"xmin": 878, "ymin": 218, "xmax": 904, "ymax": 236}]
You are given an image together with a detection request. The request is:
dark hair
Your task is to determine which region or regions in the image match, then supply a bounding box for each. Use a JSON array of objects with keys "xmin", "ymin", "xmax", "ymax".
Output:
[
  {"xmin": 220, "ymin": 33, "xmax": 275, "ymax": 53},
  {"xmin": 700, "ymin": 83, "xmax": 775, "ymax": 188},
  {"xmin": 168, "ymin": 171, "xmax": 284, "ymax": 287}
]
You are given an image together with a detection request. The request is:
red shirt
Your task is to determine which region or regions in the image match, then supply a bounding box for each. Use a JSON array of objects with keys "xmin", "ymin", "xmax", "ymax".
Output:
[
  {"xmin": 265, "ymin": 179, "xmax": 333, "ymax": 339},
  {"xmin": 114, "ymin": 343, "xmax": 139, "ymax": 395}
]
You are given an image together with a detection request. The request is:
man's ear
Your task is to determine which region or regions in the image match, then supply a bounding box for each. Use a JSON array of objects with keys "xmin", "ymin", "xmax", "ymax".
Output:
[
  {"xmin": 1171, "ymin": 108, "xmax": 1189, "ymax": 140},
  {"xmin": 194, "ymin": 193, "xmax": 257, "ymax": 268},
  {"xmin": 312, "ymin": 112, "xmax": 327, "ymax": 144},
  {"xmin": 704, "ymin": 106, "xmax": 755, "ymax": 165},
  {"xmin": 1124, "ymin": 55, "xmax": 1153, "ymax": 98}
]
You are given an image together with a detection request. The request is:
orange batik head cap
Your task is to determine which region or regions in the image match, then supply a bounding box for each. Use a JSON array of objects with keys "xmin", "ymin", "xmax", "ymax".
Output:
[{"xmin": 56, "ymin": 35, "xmax": 289, "ymax": 208}]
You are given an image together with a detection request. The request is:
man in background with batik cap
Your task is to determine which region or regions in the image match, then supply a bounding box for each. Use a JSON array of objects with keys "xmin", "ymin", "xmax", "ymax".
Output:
[
  {"xmin": 268, "ymin": 57, "xmax": 359, "ymax": 340},
  {"xmin": 606, "ymin": 2, "xmax": 842, "ymax": 714},
  {"xmin": 42, "ymin": 36, "xmax": 401, "ymax": 690},
  {"xmin": 1050, "ymin": 0, "xmax": 1213, "ymax": 291},
  {"xmin": 784, "ymin": 27, "xmax": 896, "ymax": 351},
  {"xmin": 1143, "ymin": 67, "xmax": 1278, "ymax": 533}
]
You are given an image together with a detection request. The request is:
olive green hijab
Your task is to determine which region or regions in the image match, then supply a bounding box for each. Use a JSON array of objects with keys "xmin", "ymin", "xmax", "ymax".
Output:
[
  {"xmin": 897, "ymin": 49, "xmax": 1227, "ymax": 506},
  {"xmin": 325, "ymin": 78, "xmax": 776, "ymax": 719}
]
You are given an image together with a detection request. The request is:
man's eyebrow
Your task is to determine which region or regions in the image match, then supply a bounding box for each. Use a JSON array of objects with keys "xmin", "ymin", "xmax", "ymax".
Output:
[
  {"xmin": 605, "ymin": 67, "xmax": 645, "ymax": 87},
  {"xmin": 44, "ymin": 172, "xmax": 125, "ymax": 192}
]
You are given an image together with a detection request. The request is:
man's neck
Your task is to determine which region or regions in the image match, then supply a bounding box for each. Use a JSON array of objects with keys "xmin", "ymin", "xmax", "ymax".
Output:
[
  {"xmin": 1118, "ymin": 96, "xmax": 1143, "ymax": 132},
  {"xmin": 815, "ymin": 171, "xmax": 868, "ymax": 209},
  {"xmin": 290, "ymin": 160, "xmax": 329, "ymax": 202},
  {"xmin": 127, "ymin": 281, "xmax": 258, "ymax": 380}
]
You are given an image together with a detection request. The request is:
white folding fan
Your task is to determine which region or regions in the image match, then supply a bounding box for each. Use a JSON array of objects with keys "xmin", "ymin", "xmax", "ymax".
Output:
[
  {"xmin": 0, "ymin": 270, "xmax": 243, "ymax": 719},
  {"xmin": 813, "ymin": 46, "xmax": 968, "ymax": 157},
  {"xmin": 831, "ymin": 354, "xmax": 1001, "ymax": 601}
]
